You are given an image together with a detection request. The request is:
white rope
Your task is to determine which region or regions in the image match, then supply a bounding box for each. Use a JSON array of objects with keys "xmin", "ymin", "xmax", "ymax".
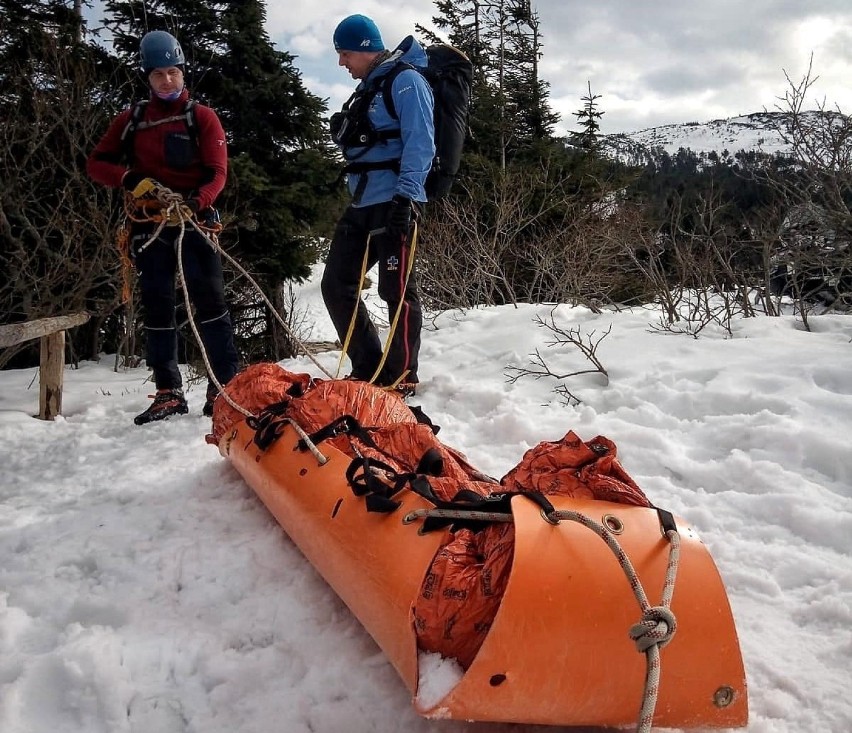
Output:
[
  {"xmin": 407, "ymin": 504, "xmax": 681, "ymax": 733},
  {"xmin": 134, "ymin": 203, "xmax": 335, "ymax": 420},
  {"xmin": 186, "ymin": 217, "xmax": 334, "ymax": 380},
  {"xmin": 168, "ymin": 213, "xmax": 250, "ymax": 418},
  {"xmin": 283, "ymin": 416, "xmax": 328, "ymax": 465},
  {"xmin": 549, "ymin": 509, "xmax": 681, "ymax": 733}
]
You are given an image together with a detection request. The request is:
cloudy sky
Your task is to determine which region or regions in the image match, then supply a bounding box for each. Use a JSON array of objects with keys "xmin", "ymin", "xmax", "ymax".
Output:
[{"xmin": 267, "ymin": 0, "xmax": 852, "ymax": 134}]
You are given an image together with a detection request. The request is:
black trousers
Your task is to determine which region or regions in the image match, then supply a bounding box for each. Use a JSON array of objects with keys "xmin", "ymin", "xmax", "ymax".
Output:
[
  {"xmin": 131, "ymin": 223, "xmax": 239, "ymax": 391},
  {"xmin": 321, "ymin": 202, "xmax": 422, "ymax": 385}
]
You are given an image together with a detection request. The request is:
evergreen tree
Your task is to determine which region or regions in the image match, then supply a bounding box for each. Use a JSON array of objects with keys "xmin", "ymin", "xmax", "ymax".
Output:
[
  {"xmin": 572, "ymin": 81, "xmax": 603, "ymax": 153},
  {"xmin": 0, "ymin": 0, "xmax": 125, "ymax": 364},
  {"xmin": 498, "ymin": 1, "xmax": 559, "ymax": 159},
  {"xmin": 420, "ymin": 0, "xmax": 558, "ymax": 168}
]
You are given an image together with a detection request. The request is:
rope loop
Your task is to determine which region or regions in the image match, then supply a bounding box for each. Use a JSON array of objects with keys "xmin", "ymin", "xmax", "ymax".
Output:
[{"xmin": 629, "ymin": 605, "xmax": 677, "ymax": 653}]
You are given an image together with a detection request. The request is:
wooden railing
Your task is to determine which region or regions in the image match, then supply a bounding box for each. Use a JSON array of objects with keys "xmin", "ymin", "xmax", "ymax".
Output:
[{"xmin": 0, "ymin": 313, "xmax": 90, "ymax": 420}]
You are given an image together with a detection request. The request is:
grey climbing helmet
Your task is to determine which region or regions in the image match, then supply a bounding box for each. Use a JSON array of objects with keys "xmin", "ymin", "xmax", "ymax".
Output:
[{"xmin": 140, "ymin": 30, "xmax": 185, "ymax": 72}]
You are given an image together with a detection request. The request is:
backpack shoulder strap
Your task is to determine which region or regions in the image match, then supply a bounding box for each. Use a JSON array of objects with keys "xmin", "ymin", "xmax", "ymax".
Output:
[
  {"xmin": 183, "ymin": 99, "xmax": 198, "ymax": 145},
  {"xmin": 380, "ymin": 61, "xmax": 416, "ymax": 121},
  {"xmin": 119, "ymin": 99, "xmax": 148, "ymax": 145},
  {"xmin": 120, "ymin": 99, "xmax": 200, "ymax": 161},
  {"xmin": 118, "ymin": 100, "xmax": 148, "ymax": 163}
]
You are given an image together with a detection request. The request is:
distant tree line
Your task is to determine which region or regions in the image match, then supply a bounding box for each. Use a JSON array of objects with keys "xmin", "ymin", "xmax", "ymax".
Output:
[{"xmin": 2, "ymin": 0, "xmax": 850, "ymax": 373}]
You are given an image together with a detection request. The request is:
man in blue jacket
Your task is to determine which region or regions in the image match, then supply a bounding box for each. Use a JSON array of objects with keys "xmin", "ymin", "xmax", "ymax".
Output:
[{"xmin": 322, "ymin": 14, "xmax": 435, "ymax": 397}]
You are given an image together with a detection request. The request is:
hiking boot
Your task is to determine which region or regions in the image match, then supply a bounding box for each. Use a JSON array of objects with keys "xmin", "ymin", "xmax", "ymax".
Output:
[
  {"xmin": 134, "ymin": 389, "xmax": 189, "ymax": 425},
  {"xmin": 202, "ymin": 384, "xmax": 219, "ymax": 417},
  {"xmin": 394, "ymin": 382, "xmax": 418, "ymax": 398}
]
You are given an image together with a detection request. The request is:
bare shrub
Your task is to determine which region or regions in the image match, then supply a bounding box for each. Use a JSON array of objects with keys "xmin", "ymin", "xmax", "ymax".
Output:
[
  {"xmin": 417, "ymin": 161, "xmax": 651, "ymax": 312},
  {"xmin": 763, "ymin": 59, "xmax": 852, "ymax": 327},
  {"xmin": 0, "ymin": 40, "xmax": 125, "ymax": 364},
  {"xmin": 505, "ymin": 313, "xmax": 610, "ymax": 406}
]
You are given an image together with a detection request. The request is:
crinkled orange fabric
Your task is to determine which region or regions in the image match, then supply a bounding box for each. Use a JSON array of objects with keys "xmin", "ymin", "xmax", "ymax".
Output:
[
  {"xmin": 501, "ymin": 430, "xmax": 651, "ymax": 507},
  {"xmin": 414, "ymin": 431, "xmax": 650, "ymax": 669},
  {"xmin": 413, "ymin": 523, "xmax": 515, "ymax": 669},
  {"xmin": 207, "ymin": 363, "xmax": 312, "ymax": 445},
  {"xmin": 286, "ymin": 378, "xmax": 416, "ymax": 434},
  {"xmin": 211, "ymin": 366, "xmax": 649, "ymax": 670}
]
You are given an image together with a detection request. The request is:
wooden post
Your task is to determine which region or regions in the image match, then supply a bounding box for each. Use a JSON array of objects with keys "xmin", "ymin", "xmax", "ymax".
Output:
[
  {"xmin": 39, "ymin": 331, "xmax": 66, "ymax": 420},
  {"xmin": 0, "ymin": 312, "xmax": 90, "ymax": 420}
]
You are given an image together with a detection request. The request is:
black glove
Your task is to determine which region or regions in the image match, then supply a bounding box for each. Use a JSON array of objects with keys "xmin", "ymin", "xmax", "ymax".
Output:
[
  {"xmin": 386, "ymin": 195, "xmax": 414, "ymax": 243},
  {"xmin": 121, "ymin": 170, "xmax": 147, "ymax": 192}
]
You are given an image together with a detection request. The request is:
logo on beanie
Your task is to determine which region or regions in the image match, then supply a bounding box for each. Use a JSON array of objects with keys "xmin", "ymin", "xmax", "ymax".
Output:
[{"xmin": 360, "ymin": 39, "xmax": 371, "ymax": 47}]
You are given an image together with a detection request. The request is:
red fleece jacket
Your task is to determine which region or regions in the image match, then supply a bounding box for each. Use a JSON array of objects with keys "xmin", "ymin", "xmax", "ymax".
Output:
[{"xmin": 87, "ymin": 89, "xmax": 227, "ymax": 211}]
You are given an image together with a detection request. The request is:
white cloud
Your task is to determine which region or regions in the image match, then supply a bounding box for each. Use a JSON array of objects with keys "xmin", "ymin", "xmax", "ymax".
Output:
[{"xmin": 265, "ymin": 0, "xmax": 852, "ymax": 133}]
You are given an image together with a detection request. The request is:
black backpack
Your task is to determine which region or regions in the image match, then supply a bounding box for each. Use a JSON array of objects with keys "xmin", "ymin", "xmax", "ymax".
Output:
[{"xmin": 332, "ymin": 43, "xmax": 473, "ymax": 200}]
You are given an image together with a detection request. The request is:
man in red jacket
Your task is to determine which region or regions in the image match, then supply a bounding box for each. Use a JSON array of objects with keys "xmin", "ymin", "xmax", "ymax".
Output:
[{"xmin": 88, "ymin": 30, "xmax": 239, "ymax": 425}]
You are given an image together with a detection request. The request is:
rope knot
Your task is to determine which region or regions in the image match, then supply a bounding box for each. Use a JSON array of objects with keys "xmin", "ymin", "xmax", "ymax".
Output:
[{"xmin": 629, "ymin": 606, "xmax": 677, "ymax": 653}]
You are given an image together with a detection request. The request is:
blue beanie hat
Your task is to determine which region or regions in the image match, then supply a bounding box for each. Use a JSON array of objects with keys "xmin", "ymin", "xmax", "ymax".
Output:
[{"xmin": 333, "ymin": 14, "xmax": 385, "ymax": 52}]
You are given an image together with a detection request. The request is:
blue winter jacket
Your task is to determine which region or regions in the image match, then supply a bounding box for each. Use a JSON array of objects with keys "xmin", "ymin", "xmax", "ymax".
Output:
[{"xmin": 342, "ymin": 36, "xmax": 435, "ymax": 206}]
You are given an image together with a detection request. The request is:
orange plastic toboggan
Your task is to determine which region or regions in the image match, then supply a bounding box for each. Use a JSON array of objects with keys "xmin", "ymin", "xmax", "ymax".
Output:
[{"xmin": 219, "ymin": 418, "xmax": 748, "ymax": 729}]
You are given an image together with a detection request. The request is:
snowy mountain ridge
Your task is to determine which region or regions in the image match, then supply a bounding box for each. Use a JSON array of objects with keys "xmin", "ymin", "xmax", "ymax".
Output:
[{"xmin": 600, "ymin": 111, "xmax": 794, "ymax": 164}]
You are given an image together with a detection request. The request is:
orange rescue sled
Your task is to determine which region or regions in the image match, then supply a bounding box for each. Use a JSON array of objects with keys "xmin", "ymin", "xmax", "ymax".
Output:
[{"xmin": 212, "ymin": 365, "xmax": 747, "ymax": 729}]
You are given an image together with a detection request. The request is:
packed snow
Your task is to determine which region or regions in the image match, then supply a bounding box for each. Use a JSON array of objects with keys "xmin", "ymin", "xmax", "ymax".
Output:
[{"xmin": 1, "ymin": 266, "xmax": 850, "ymax": 733}]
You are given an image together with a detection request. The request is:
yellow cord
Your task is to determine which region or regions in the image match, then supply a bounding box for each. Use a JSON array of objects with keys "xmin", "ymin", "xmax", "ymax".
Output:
[
  {"xmin": 335, "ymin": 221, "xmax": 419, "ymax": 387},
  {"xmin": 369, "ymin": 222, "xmax": 418, "ymax": 385}
]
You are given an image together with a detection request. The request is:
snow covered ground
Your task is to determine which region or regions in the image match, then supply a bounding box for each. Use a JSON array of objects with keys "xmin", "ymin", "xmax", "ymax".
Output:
[{"xmin": 1, "ymin": 269, "xmax": 851, "ymax": 732}]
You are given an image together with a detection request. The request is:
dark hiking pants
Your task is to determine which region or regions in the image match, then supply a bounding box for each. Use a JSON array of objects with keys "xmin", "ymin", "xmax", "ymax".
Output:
[
  {"xmin": 131, "ymin": 224, "xmax": 239, "ymax": 391},
  {"xmin": 321, "ymin": 202, "xmax": 422, "ymax": 386}
]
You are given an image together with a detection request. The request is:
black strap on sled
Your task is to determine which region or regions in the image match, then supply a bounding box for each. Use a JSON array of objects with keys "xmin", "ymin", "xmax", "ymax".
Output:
[
  {"xmin": 409, "ymin": 404, "xmax": 440, "ymax": 434},
  {"xmin": 655, "ymin": 507, "xmax": 678, "ymax": 535},
  {"xmin": 246, "ymin": 382, "xmax": 312, "ymax": 451},
  {"xmin": 415, "ymin": 447, "xmax": 444, "ymax": 477},
  {"xmin": 300, "ymin": 410, "xmax": 439, "ymax": 464},
  {"xmin": 298, "ymin": 414, "xmax": 379, "ymax": 452},
  {"xmin": 315, "ymin": 408, "xmax": 554, "ymax": 526},
  {"xmin": 403, "ymin": 477, "xmax": 557, "ymax": 533},
  {"xmin": 345, "ymin": 456, "xmax": 414, "ymax": 513},
  {"xmin": 341, "ymin": 444, "xmax": 449, "ymax": 515},
  {"xmin": 247, "ymin": 401, "xmax": 291, "ymax": 451}
]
